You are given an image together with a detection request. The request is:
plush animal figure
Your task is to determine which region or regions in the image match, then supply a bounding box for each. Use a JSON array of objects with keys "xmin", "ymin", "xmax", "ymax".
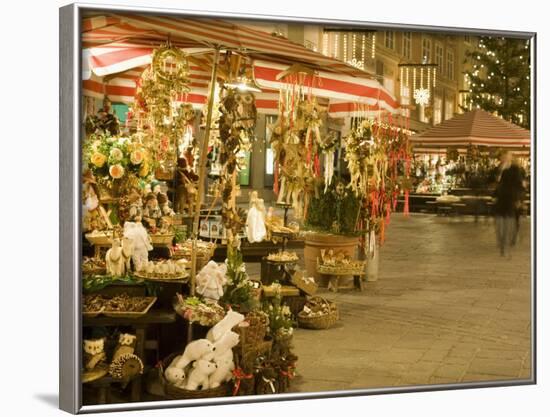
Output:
[
  {"xmin": 196, "ymin": 261, "xmax": 227, "ymax": 301},
  {"xmin": 185, "ymin": 359, "xmax": 217, "ymax": 390},
  {"xmin": 112, "ymin": 333, "xmax": 137, "ymax": 362},
  {"xmin": 212, "ymin": 331, "xmax": 240, "ymax": 359},
  {"xmin": 207, "ymin": 310, "xmax": 245, "ymax": 342},
  {"xmin": 83, "ymin": 338, "xmax": 106, "ymax": 370},
  {"xmin": 121, "ymin": 237, "xmax": 134, "ymax": 272},
  {"xmin": 163, "ymin": 354, "xmax": 187, "ymax": 387},
  {"xmin": 123, "ymin": 221, "xmax": 153, "ymax": 272},
  {"xmin": 106, "ymin": 238, "xmax": 125, "ymax": 277},
  {"xmin": 173, "ymin": 339, "xmax": 215, "ymax": 370},
  {"xmin": 209, "ymin": 356, "xmax": 235, "ymax": 388}
]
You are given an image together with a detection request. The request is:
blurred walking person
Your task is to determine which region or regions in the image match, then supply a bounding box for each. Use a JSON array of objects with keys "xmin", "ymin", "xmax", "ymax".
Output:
[{"xmin": 494, "ymin": 152, "xmax": 525, "ymax": 256}]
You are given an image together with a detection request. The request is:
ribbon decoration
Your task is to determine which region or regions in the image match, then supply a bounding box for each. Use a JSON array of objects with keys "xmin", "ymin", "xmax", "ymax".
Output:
[
  {"xmin": 280, "ymin": 364, "xmax": 296, "ymax": 379},
  {"xmin": 232, "ymin": 367, "xmax": 253, "ymax": 396},
  {"xmin": 262, "ymin": 376, "xmax": 276, "ymax": 393}
]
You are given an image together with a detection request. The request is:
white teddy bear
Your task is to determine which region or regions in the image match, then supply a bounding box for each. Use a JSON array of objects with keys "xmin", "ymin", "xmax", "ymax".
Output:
[
  {"xmin": 213, "ymin": 331, "xmax": 240, "ymax": 357},
  {"xmin": 185, "ymin": 359, "xmax": 217, "ymax": 390},
  {"xmin": 207, "ymin": 310, "xmax": 245, "ymax": 342},
  {"xmin": 164, "ymin": 365, "xmax": 186, "ymax": 388},
  {"xmin": 209, "ymin": 355, "xmax": 235, "ymax": 388},
  {"xmin": 173, "ymin": 339, "xmax": 215, "ymax": 370}
]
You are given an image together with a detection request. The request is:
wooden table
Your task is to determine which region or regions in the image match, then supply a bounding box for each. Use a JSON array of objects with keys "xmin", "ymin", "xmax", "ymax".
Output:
[{"xmin": 83, "ymin": 310, "xmax": 177, "ymax": 403}]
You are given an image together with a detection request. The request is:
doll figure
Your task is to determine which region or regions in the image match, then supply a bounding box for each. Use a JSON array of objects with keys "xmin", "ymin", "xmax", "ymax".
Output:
[
  {"xmin": 246, "ymin": 191, "xmax": 267, "ymax": 243},
  {"xmin": 143, "ymin": 193, "xmax": 162, "ymax": 230},
  {"xmin": 157, "ymin": 192, "xmax": 175, "ymax": 217}
]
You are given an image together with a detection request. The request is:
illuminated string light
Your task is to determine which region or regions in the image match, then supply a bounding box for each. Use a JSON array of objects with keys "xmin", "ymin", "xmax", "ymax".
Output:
[
  {"xmin": 322, "ymin": 32, "xmax": 329, "ymax": 56},
  {"xmin": 352, "ymin": 33, "xmax": 356, "ymax": 60},
  {"xmin": 343, "ymin": 34, "xmax": 348, "ymax": 62},
  {"xmin": 420, "ymin": 67, "xmax": 424, "ymax": 89},
  {"xmin": 433, "ymin": 67, "xmax": 436, "ymax": 88},
  {"xmin": 334, "ymin": 33, "xmax": 339, "ymax": 58},
  {"xmin": 413, "ymin": 67, "xmax": 417, "ymax": 92},
  {"xmin": 361, "ymin": 34, "xmax": 366, "ymax": 64},
  {"xmin": 371, "ymin": 33, "xmax": 376, "ymax": 58}
]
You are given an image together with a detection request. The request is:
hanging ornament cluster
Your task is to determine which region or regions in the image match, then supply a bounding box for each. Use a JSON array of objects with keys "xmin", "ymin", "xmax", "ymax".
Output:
[
  {"xmin": 321, "ymin": 31, "xmax": 376, "ymax": 68},
  {"xmin": 345, "ymin": 118, "xmax": 412, "ymax": 246},
  {"xmin": 216, "ymin": 86, "xmax": 258, "ymax": 245},
  {"xmin": 271, "ymin": 74, "xmax": 325, "ymax": 220},
  {"xmin": 131, "ymin": 43, "xmax": 195, "ymax": 179}
]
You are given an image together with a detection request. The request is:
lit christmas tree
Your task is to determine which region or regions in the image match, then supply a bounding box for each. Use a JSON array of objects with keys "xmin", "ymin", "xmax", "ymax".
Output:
[{"xmin": 462, "ymin": 37, "xmax": 531, "ymax": 129}]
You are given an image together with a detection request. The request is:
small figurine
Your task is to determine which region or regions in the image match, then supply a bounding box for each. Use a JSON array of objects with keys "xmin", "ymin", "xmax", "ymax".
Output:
[
  {"xmin": 157, "ymin": 193, "xmax": 175, "ymax": 217},
  {"xmin": 83, "ymin": 338, "xmax": 107, "ymax": 371},
  {"xmin": 123, "ymin": 222, "xmax": 152, "ymax": 272},
  {"xmin": 143, "ymin": 193, "xmax": 162, "ymax": 230},
  {"xmin": 175, "ymin": 157, "xmax": 199, "ymax": 214},
  {"xmin": 246, "ymin": 191, "xmax": 267, "ymax": 243},
  {"xmin": 106, "ymin": 238, "xmax": 125, "ymax": 277}
]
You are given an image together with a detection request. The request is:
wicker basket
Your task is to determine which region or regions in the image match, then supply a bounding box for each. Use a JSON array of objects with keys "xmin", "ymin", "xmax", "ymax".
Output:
[
  {"xmin": 150, "ymin": 234, "xmax": 175, "ymax": 246},
  {"xmin": 297, "ymin": 297, "xmax": 339, "ymax": 330},
  {"xmin": 161, "ymin": 353, "xmax": 230, "ymax": 399},
  {"xmin": 85, "ymin": 232, "xmax": 113, "ymax": 246},
  {"xmin": 316, "ymin": 258, "xmax": 366, "ymax": 276}
]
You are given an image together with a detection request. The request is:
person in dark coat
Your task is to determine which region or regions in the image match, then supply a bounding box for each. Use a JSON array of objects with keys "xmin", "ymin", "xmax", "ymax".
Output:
[{"xmin": 494, "ymin": 152, "xmax": 525, "ymax": 256}]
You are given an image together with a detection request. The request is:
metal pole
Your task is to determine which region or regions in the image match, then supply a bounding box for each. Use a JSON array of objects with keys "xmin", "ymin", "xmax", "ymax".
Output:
[{"xmin": 190, "ymin": 47, "xmax": 220, "ymax": 297}]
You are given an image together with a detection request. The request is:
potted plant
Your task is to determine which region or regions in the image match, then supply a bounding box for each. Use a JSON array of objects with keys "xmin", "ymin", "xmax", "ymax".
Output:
[{"xmin": 303, "ymin": 180, "xmax": 362, "ymax": 285}]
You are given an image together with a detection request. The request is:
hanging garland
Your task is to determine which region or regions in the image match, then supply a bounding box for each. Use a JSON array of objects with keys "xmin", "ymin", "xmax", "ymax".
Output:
[
  {"xmin": 344, "ymin": 119, "xmax": 411, "ymax": 247},
  {"xmin": 217, "ymin": 87, "xmax": 258, "ymax": 245},
  {"xmin": 130, "ymin": 43, "xmax": 194, "ymax": 177},
  {"xmin": 272, "ymin": 93, "xmax": 324, "ymax": 219}
]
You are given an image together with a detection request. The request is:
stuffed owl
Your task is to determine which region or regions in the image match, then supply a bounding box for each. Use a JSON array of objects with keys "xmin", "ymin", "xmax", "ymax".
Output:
[{"xmin": 83, "ymin": 338, "xmax": 106, "ymax": 371}]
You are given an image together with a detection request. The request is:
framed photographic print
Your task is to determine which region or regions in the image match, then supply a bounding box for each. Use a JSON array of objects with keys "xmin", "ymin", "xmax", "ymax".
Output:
[{"xmin": 60, "ymin": 2, "xmax": 536, "ymax": 413}]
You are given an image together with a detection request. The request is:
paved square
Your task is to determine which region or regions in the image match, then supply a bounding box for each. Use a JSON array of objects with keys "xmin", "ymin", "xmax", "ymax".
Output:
[{"xmin": 285, "ymin": 214, "xmax": 532, "ymax": 392}]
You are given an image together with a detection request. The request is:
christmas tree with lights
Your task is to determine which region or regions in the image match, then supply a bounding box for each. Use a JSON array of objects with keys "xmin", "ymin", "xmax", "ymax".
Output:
[{"xmin": 462, "ymin": 37, "xmax": 531, "ymax": 129}]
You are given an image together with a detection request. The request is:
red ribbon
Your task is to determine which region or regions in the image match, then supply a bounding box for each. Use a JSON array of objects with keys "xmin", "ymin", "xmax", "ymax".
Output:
[
  {"xmin": 232, "ymin": 368, "xmax": 253, "ymax": 396},
  {"xmin": 280, "ymin": 365, "xmax": 296, "ymax": 379}
]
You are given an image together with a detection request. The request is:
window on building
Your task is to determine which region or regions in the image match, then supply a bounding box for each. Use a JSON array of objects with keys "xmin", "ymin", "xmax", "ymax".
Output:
[
  {"xmin": 445, "ymin": 99, "xmax": 455, "ymax": 120},
  {"xmin": 446, "ymin": 50, "xmax": 455, "ymax": 80},
  {"xmin": 419, "ymin": 104, "xmax": 428, "ymax": 123},
  {"xmin": 435, "ymin": 43, "xmax": 443, "ymax": 70},
  {"xmin": 422, "ymin": 37, "xmax": 432, "ymax": 62},
  {"xmin": 384, "ymin": 31, "xmax": 394, "ymax": 49},
  {"xmin": 402, "ymin": 32, "xmax": 412, "ymax": 59},
  {"xmin": 434, "ymin": 96, "xmax": 442, "ymax": 125},
  {"xmin": 376, "ymin": 60, "xmax": 384, "ymax": 77}
]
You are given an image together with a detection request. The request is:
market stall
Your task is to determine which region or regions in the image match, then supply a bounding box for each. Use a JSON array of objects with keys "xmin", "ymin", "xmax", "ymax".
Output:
[
  {"xmin": 79, "ymin": 13, "xmax": 408, "ymax": 405},
  {"xmin": 408, "ymin": 109, "xmax": 530, "ymax": 212}
]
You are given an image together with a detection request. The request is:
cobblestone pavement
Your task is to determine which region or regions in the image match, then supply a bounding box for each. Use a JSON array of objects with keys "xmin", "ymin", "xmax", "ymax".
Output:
[{"xmin": 283, "ymin": 214, "xmax": 532, "ymax": 393}]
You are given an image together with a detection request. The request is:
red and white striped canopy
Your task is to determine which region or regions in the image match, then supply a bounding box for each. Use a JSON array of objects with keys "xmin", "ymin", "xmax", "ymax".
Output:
[
  {"xmin": 252, "ymin": 60, "xmax": 397, "ymax": 114},
  {"xmin": 81, "ymin": 14, "xmax": 399, "ymax": 116},
  {"xmin": 410, "ymin": 110, "xmax": 530, "ymax": 150}
]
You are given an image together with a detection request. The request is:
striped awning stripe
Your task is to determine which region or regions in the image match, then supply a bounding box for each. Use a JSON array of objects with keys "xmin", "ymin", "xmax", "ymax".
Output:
[
  {"xmin": 411, "ymin": 110, "xmax": 530, "ymax": 149},
  {"xmin": 81, "ymin": 14, "xmax": 399, "ymax": 115},
  {"xmin": 253, "ymin": 61, "xmax": 398, "ymax": 114}
]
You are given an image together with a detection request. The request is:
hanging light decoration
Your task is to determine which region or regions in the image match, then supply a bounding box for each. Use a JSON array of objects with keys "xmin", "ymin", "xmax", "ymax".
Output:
[
  {"xmin": 322, "ymin": 32, "xmax": 329, "ymax": 56},
  {"xmin": 361, "ymin": 33, "xmax": 366, "ymax": 65},
  {"xmin": 343, "ymin": 33, "xmax": 348, "ymax": 62},
  {"xmin": 371, "ymin": 33, "xmax": 376, "ymax": 58}
]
